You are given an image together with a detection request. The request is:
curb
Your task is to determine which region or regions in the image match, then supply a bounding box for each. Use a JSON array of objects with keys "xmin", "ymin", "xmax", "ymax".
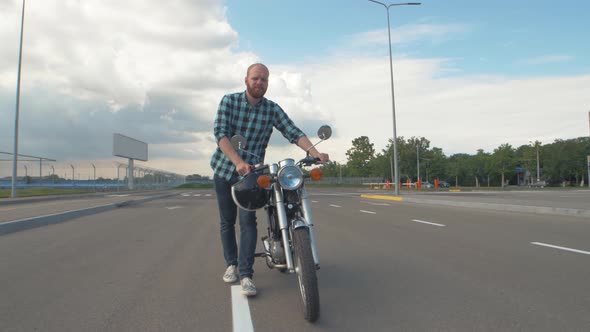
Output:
[
  {"xmin": 360, "ymin": 194, "xmax": 590, "ymax": 219},
  {"xmin": 0, "ymin": 192, "xmax": 179, "ymax": 236},
  {"xmin": 0, "ymin": 189, "xmax": 176, "ymax": 206}
]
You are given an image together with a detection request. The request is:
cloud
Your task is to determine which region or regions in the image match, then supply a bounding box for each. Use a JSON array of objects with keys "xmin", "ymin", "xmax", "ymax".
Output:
[
  {"xmin": 517, "ymin": 54, "xmax": 574, "ymax": 65},
  {"xmin": 351, "ymin": 23, "xmax": 471, "ymax": 48}
]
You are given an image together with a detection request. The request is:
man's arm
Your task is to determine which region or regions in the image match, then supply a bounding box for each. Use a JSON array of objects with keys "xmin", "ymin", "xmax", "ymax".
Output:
[
  {"xmin": 296, "ymin": 136, "xmax": 329, "ymax": 163},
  {"xmin": 218, "ymin": 137, "xmax": 253, "ymax": 176}
]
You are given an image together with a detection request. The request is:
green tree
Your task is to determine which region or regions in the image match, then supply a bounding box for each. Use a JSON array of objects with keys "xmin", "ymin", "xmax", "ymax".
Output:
[
  {"xmin": 491, "ymin": 143, "xmax": 516, "ymax": 187},
  {"xmin": 345, "ymin": 136, "xmax": 375, "ymax": 176}
]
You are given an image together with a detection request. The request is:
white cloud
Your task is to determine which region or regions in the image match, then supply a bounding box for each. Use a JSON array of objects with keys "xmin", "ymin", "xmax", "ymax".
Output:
[
  {"xmin": 517, "ymin": 54, "xmax": 574, "ymax": 65},
  {"xmin": 351, "ymin": 23, "xmax": 471, "ymax": 47}
]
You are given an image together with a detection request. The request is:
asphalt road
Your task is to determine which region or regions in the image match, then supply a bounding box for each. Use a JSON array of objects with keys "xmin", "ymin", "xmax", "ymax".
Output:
[{"xmin": 1, "ymin": 189, "xmax": 589, "ymax": 331}]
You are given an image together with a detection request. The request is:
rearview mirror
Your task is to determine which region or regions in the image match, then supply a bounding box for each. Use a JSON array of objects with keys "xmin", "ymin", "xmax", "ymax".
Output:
[
  {"xmin": 317, "ymin": 125, "xmax": 332, "ymax": 140},
  {"xmin": 230, "ymin": 135, "xmax": 247, "ymax": 151}
]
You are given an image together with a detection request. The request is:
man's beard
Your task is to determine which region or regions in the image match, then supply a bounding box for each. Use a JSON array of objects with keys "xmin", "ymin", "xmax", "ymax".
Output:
[{"xmin": 247, "ymin": 84, "xmax": 267, "ymax": 99}]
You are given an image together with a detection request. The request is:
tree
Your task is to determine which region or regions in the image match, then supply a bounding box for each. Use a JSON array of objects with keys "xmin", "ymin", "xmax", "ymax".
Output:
[
  {"xmin": 491, "ymin": 143, "xmax": 515, "ymax": 187},
  {"xmin": 345, "ymin": 136, "xmax": 375, "ymax": 176}
]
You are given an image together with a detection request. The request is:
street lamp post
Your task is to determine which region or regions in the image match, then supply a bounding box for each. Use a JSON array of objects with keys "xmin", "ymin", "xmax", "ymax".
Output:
[
  {"xmin": 368, "ymin": 1, "xmax": 421, "ymax": 195},
  {"xmin": 91, "ymin": 163, "xmax": 96, "ymax": 191},
  {"xmin": 416, "ymin": 145, "xmax": 420, "ymax": 183},
  {"xmin": 11, "ymin": 0, "xmax": 26, "ymax": 198},
  {"xmin": 51, "ymin": 165, "xmax": 55, "ymax": 184},
  {"xmin": 70, "ymin": 164, "xmax": 75, "ymax": 187}
]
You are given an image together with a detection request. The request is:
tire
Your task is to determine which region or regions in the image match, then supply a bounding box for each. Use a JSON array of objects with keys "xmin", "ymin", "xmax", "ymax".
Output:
[{"xmin": 292, "ymin": 227, "xmax": 320, "ymax": 322}]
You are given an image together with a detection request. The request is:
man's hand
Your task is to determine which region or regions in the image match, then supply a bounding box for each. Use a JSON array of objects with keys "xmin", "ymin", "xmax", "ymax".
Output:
[
  {"xmin": 316, "ymin": 153, "xmax": 330, "ymax": 164},
  {"xmin": 235, "ymin": 161, "xmax": 253, "ymax": 176}
]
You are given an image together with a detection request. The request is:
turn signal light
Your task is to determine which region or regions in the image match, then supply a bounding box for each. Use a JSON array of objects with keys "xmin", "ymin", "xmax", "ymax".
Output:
[
  {"xmin": 309, "ymin": 168, "xmax": 322, "ymax": 181},
  {"xmin": 257, "ymin": 174, "xmax": 272, "ymax": 188}
]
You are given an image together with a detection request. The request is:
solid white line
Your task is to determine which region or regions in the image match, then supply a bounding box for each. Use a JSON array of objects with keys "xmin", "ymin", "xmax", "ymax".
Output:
[
  {"xmin": 106, "ymin": 194, "xmax": 130, "ymax": 197},
  {"xmin": 231, "ymin": 285, "xmax": 254, "ymax": 332},
  {"xmin": 166, "ymin": 206, "xmax": 183, "ymax": 210},
  {"xmin": 531, "ymin": 242, "xmax": 590, "ymax": 256},
  {"xmin": 360, "ymin": 210, "xmax": 376, "ymax": 214},
  {"xmin": 329, "ymin": 204, "xmax": 341, "ymax": 208},
  {"xmin": 412, "ymin": 219, "xmax": 446, "ymax": 227}
]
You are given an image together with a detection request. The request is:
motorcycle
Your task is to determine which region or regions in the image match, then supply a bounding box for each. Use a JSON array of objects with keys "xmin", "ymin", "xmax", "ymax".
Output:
[{"xmin": 230, "ymin": 125, "xmax": 331, "ymax": 322}]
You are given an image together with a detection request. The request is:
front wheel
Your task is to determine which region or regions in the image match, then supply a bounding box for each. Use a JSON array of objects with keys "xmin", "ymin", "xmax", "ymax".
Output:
[{"xmin": 292, "ymin": 227, "xmax": 320, "ymax": 322}]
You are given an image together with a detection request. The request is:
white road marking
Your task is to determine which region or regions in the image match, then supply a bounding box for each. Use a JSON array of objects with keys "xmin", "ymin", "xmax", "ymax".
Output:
[
  {"xmin": 329, "ymin": 204, "xmax": 341, "ymax": 208},
  {"xmin": 205, "ymin": 194, "xmax": 212, "ymax": 197},
  {"xmin": 0, "ymin": 207, "xmax": 18, "ymax": 212},
  {"xmin": 412, "ymin": 219, "xmax": 446, "ymax": 227},
  {"xmin": 166, "ymin": 206, "xmax": 183, "ymax": 210},
  {"xmin": 368, "ymin": 202, "xmax": 391, "ymax": 206},
  {"xmin": 181, "ymin": 194, "xmax": 191, "ymax": 197},
  {"xmin": 231, "ymin": 285, "xmax": 254, "ymax": 332},
  {"xmin": 531, "ymin": 242, "xmax": 590, "ymax": 256},
  {"xmin": 194, "ymin": 194, "xmax": 201, "ymax": 197},
  {"xmin": 106, "ymin": 194, "xmax": 130, "ymax": 197},
  {"xmin": 312, "ymin": 200, "xmax": 319, "ymax": 203},
  {"xmin": 360, "ymin": 210, "xmax": 376, "ymax": 214}
]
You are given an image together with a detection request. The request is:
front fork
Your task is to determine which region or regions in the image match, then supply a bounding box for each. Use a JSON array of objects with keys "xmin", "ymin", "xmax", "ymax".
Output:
[
  {"xmin": 273, "ymin": 186, "xmax": 295, "ymax": 271},
  {"xmin": 300, "ymin": 187, "xmax": 320, "ymax": 269},
  {"xmin": 273, "ymin": 186, "xmax": 321, "ymax": 272}
]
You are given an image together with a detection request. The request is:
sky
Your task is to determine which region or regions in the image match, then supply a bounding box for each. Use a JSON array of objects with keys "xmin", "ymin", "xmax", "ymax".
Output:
[{"xmin": 1, "ymin": 0, "xmax": 589, "ymax": 178}]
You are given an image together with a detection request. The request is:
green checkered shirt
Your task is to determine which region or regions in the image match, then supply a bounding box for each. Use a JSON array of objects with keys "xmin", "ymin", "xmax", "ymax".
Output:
[{"xmin": 210, "ymin": 92, "xmax": 305, "ymax": 180}]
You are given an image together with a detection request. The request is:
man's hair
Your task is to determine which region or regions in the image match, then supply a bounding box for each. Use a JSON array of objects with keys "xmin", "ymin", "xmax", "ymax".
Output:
[{"xmin": 246, "ymin": 63, "xmax": 269, "ymax": 76}]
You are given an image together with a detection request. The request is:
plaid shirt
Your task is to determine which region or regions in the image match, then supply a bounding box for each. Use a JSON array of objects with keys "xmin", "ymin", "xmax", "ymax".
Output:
[{"xmin": 210, "ymin": 91, "xmax": 305, "ymax": 180}]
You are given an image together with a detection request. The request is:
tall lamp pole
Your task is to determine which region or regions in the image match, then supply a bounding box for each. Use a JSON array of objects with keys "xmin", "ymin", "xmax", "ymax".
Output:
[
  {"xmin": 368, "ymin": 1, "xmax": 421, "ymax": 195},
  {"xmin": 11, "ymin": 0, "xmax": 26, "ymax": 198}
]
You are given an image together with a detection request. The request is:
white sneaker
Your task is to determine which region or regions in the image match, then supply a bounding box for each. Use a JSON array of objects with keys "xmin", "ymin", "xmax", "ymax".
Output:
[
  {"xmin": 222, "ymin": 265, "xmax": 238, "ymax": 283},
  {"xmin": 240, "ymin": 277, "xmax": 257, "ymax": 296}
]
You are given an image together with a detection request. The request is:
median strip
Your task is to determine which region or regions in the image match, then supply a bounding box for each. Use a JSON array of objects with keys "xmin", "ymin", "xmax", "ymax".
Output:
[
  {"xmin": 0, "ymin": 192, "xmax": 179, "ymax": 236},
  {"xmin": 360, "ymin": 194, "xmax": 403, "ymax": 202}
]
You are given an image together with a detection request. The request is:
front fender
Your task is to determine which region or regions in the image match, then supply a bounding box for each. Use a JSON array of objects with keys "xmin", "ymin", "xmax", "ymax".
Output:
[{"xmin": 292, "ymin": 218, "xmax": 308, "ymax": 230}]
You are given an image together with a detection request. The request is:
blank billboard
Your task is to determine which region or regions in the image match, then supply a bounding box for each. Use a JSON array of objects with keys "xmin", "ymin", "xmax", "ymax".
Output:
[{"xmin": 113, "ymin": 133, "xmax": 148, "ymax": 161}]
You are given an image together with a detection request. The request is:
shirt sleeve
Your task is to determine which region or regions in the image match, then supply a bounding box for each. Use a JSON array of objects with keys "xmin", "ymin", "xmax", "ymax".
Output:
[
  {"xmin": 213, "ymin": 95, "xmax": 232, "ymax": 143},
  {"xmin": 272, "ymin": 104, "xmax": 305, "ymax": 144}
]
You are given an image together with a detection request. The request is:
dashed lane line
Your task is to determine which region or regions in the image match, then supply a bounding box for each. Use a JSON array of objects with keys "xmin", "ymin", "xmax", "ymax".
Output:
[
  {"xmin": 367, "ymin": 202, "xmax": 391, "ymax": 206},
  {"xmin": 329, "ymin": 204, "xmax": 341, "ymax": 208},
  {"xmin": 412, "ymin": 219, "xmax": 446, "ymax": 227},
  {"xmin": 360, "ymin": 210, "xmax": 377, "ymax": 214},
  {"xmin": 531, "ymin": 242, "xmax": 590, "ymax": 256}
]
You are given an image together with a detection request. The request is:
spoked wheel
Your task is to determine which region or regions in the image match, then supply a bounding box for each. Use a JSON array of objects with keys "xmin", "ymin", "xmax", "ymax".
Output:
[{"xmin": 292, "ymin": 227, "xmax": 320, "ymax": 322}]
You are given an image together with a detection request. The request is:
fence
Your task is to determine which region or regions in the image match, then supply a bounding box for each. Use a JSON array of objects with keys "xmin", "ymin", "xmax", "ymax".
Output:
[{"xmin": 0, "ymin": 160, "xmax": 185, "ymax": 191}]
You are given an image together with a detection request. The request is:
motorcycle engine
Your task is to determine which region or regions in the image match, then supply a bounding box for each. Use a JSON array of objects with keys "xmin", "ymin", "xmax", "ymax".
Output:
[{"xmin": 264, "ymin": 238, "xmax": 286, "ymax": 264}]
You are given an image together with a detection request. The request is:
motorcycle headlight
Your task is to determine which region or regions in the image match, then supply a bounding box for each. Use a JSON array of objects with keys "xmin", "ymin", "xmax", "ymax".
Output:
[{"xmin": 277, "ymin": 165, "xmax": 304, "ymax": 190}]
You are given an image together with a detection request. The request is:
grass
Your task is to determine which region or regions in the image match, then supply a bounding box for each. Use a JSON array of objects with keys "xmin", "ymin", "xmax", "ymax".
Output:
[{"xmin": 0, "ymin": 187, "xmax": 95, "ymax": 199}]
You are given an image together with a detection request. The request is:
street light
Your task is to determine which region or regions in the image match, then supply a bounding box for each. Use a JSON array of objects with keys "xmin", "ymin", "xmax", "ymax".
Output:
[
  {"xmin": 368, "ymin": 1, "xmax": 421, "ymax": 195},
  {"xmin": 529, "ymin": 140, "xmax": 541, "ymax": 183},
  {"xmin": 11, "ymin": 0, "xmax": 26, "ymax": 198}
]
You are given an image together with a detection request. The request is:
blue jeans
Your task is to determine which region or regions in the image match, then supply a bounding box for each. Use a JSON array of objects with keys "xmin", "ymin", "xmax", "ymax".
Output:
[{"xmin": 214, "ymin": 174, "xmax": 257, "ymax": 279}]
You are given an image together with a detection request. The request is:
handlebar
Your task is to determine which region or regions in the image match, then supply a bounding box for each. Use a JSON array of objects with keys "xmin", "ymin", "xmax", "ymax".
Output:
[{"xmin": 298, "ymin": 156, "xmax": 321, "ymax": 167}]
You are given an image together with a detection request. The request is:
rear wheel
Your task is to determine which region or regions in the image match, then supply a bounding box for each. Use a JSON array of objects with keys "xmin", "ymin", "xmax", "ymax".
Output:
[{"xmin": 292, "ymin": 227, "xmax": 320, "ymax": 322}]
